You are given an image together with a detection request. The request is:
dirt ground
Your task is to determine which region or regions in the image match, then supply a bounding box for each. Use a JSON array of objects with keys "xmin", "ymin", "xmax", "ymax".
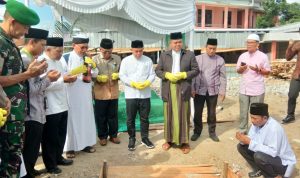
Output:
[{"xmin": 34, "ymin": 92, "xmax": 300, "ymax": 178}]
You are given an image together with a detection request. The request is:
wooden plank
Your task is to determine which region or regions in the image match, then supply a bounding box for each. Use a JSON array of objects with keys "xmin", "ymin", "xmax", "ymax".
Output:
[
  {"xmin": 223, "ymin": 162, "xmax": 228, "ymax": 178},
  {"xmin": 99, "ymin": 160, "xmax": 108, "ymax": 178},
  {"xmin": 108, "ymin": 165, "xmax": 217, "ymax": 174},
  {"xmin": 107, "ymin": 173, "xmax": 220, "ymax": 178},
  {"xmin": 226, "ymin": 166, "xmax": 242, "ymax": 178}
]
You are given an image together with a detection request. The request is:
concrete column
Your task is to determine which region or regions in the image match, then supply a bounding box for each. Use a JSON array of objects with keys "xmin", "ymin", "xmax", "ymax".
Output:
[
  {"xmin": 253, "ymin": 12, "xmax": 257, "ymax": 28},
  {"xmin": 231, "ymin": 9, "xmax": 237, "ymax": 28},
  {"xmin": 271, "ymin": 41, "xmax": 277, "ymax": 61},
  {"xmin": 224, "ymin": 6, "xmax": 229, "ymax": 28},
  {"xmin": 244, "ymin": 8, "xmax": 249, "ymax": 29},
  {"xmin": 201, "ymin": 4, "xmax": 206, "ymax": 29},
  {"xmin": 249, "ymin": 9, "xmax": 253, "ymax": 28}
]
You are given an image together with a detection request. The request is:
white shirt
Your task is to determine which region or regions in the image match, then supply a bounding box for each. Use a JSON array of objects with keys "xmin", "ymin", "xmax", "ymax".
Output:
[
  {"xmin": 43, "ymin": 54, "xmax": 69, "ymax": 115},
  {"xmin": 119, "ymin": 54, "xmax": 156, "ymax": 99},
  {"xmin": 171, "ymin": 50, "xmax": 181, "ymax": 74},
  {"xmin": 248, "ymin": 117, "xmax": 296, "ymax": 177}
]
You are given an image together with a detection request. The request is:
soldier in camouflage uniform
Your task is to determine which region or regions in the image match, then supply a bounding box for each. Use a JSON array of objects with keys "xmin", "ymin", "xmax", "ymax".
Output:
[{"xmin": 0, "ymin": 0, "xmax": 48, "ymax": 177}]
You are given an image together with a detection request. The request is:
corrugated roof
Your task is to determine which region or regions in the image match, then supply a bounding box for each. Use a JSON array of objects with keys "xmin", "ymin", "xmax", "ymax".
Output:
[
  {"xmin": 262, "ymin": 32, "xmax": 300, "ymax": 42},
  {"xmin": 270, "ymin": 22, "xmax": 300, "ymax": 33}
]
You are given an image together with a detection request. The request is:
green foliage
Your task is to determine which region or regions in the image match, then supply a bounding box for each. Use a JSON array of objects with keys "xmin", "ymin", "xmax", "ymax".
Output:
[
  {"xmin": 256, "ymin": 0, "xmax": 300, "ymax": 28},
  {"xmin": 280, "ymin": 2, "xmax": 300, "ymax": 25}
]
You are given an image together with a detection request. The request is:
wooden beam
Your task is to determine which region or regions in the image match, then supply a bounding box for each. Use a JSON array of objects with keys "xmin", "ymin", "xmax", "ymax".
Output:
[{"xmin": 223, "ymin": 162, "xmax": 228, "ymax": 178}]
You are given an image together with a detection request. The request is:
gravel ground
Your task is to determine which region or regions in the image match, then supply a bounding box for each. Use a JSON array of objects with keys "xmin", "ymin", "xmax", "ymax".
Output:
[{"xmin": 35, "ymin": 77, "xmax": 299, "ymax": 178}]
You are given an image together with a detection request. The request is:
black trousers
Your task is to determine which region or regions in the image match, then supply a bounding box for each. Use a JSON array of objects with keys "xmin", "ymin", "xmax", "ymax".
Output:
[
  {"xmin": 23, "ymin": 121, "xmax": 43, "ymax": 177},
  {"xmin": 193, "ymin": 93, "xmax": 218, "ymax": 135},
  {"xmin": 237, "ymin": 144, "xmax": 287, "ymax": 177},
  {"xmin": 126, "ymin": 98, "xmax": 150, "ymax": 139},
  {"xmin": 287, "ymin": 78, "xmax": 300, "ymax": 116},
  {"xmin": 41, "ymin": 111, "xmax": 68, "ymax": 170},
  {"xmin": 94, "ymin": 99, "xmax": 118, "ymax": 139}
]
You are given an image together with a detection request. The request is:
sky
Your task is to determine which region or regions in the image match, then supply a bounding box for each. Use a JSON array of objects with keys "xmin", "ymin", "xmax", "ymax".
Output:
[
  {"xmin": 0, "ymin": 0, "xmax": 55, "ymax": 31},
  {"xmin": 0, "ymin": 0, "xmax": 299, "ymax": 34}
]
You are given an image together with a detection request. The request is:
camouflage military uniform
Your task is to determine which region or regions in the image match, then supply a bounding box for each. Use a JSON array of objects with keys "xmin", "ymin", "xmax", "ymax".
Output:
[{"xmin": 0, "ymin": 27, "xmax": 28, "ymax": 177}]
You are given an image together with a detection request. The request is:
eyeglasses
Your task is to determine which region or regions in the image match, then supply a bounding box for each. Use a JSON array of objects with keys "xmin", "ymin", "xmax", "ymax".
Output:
[
  {"xmin": 79, "ymin": 46, "xmax": 88, "ymax": 50},
  {"xmin": 103, "ymin": 50, "xmax": 112, "ymax": 53}
]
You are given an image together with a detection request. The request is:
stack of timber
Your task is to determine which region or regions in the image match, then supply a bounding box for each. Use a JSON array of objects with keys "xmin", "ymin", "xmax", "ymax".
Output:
[{"xmin": 270, "ymin": 61, "xmax": 296, "ymax": 79}]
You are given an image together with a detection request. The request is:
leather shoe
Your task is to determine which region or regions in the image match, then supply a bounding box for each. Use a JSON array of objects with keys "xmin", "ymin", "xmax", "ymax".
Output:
[
  {"xmin": 47, "ymin": 167, "xmax": 62, "ymax": 174},
  {"xmin": 128, "ymin": 137, "xmax": 136, "ymax": 151},
  {"xmin": 32, "ymin": 169, "xmax": 46, "ymax": 176},
  {"xmin": 99, "ymin": 139, "xmax": 107, "ymax": 146},
  {"xmin": 191, "ymin": 133, "xmax": 200, "ymax": 141},
  {"xmin": 180, "ymin": 144, "xmax": 190, "ymax": 154},
  {"xmin": 57, "ymin": 158, "xmax": 73, "ymax": 166},
  {"xmin": 248, "ymin": 170, "xmax": 262, "ymax": 177},
  {"xmin": 209, "ymin": 134, "xmax": 220, "ymax": 142},
  {"xmin": 109, "ymin": 137, "xmax": 121, "ymax": 144},
  {"xmin": 282, "ymin": 115, "xmax": 295, "ymax": 124}
]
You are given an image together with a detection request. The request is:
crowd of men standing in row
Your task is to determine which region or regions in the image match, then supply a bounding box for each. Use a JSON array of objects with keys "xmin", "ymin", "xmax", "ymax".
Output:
[{"xmin": 0, "ymin": 0, "xmax": 299, "ymax": 178}]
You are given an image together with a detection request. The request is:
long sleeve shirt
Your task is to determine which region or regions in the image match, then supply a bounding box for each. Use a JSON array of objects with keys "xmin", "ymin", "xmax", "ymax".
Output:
[
  {"xmin": 192, "ymin": 53, "xmax": 226, "ymax": 96},
  {"xmin": 248, "ymin": 117, "xmax": 297, "ymax": 177},
  {"xmin": 236, "ymin": 50, "xmax": 271, "ymax": 96},
  {"xmin": 92, "ymin": 53, "xmax": 121, "ymax": 100},
  {"xmin": 21, "ymin": 49, "xmax": 51, "ymax": 124},
  {"xmin": 119, "ymin": 54, "xmax": 156, "ymax": 99},
  {"xmin": 44, "ymin": 54, "xmax": 69, "ymax": 115}
]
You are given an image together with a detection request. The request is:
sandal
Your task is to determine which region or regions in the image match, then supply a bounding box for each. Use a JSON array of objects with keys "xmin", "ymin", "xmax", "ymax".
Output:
[
  {"xmin": 180, "ymin": 144, "xmax": 190, "ymax": 154},
  {"xmin": 162, "ymin": 142, "xmax": 172, "ymax": 151},
  {"xmin": 82, "ymin": 146, "xmax": 96, "ymax": 153},
  {"xmin": 66, "ymin": 151, "xmax": 75, "ymax": 158}
]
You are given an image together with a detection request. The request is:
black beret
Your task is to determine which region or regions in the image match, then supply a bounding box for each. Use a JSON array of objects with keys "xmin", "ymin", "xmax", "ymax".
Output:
[
  {"xmin": 207, "ymin": 38, "xmax": 218, "ymax": 45},
  {"xmin": 100, "ymin": 38, "xmax": 113, "ymax": 49},
  {"xmin": 72, "ymin": 37, "xmax": 89, "ymax": 44},
  {"xmin": 170, "ymin": 32, "xmax": 182, "ymax": 40},
  {"xmin": 47, "ymin": 37, "xmax": 63, "ymax": 47},
  {"xmin": 250, "ymin": 103, "xmax": 269, "ymax": 116},
  {"xmin": 25, "ymin": 28, "xmax": 48, "ymax": 40},
  {"xmin": 131, "ymin": 40, "xmax": 144, "ymax": 48},
  {"xmin": 0, "ymin": 0, "xmax": 6, "ymax": 5}
]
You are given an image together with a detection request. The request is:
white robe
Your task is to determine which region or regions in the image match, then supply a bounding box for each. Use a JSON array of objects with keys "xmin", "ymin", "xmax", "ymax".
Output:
[{"xmin": 61, "ymin": 51, "xmax": 97, "ymax": 151}]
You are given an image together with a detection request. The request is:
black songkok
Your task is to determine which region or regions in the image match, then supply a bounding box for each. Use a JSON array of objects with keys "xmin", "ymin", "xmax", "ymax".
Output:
[
  {"xmin": 47, "ymin": 37, "xmax": 63, "ymax": 47},
  {"xmin": 25, "ymin": 28, "xmax": 48, "ymax": 40},
  {"xmin": 131, "ymin": 40, "xmax": 144, "ymax": 48},
  {"xmin": 250, "ymin": 103, "xmax": 269, "ymax": 116},
  {"xmin": 100, "ymin": 38, "xmax": 113, "ymax": 49},
  {"xmin": 0, "ymin": 0, "xmax": 6, "ymax": 5},
  {"xmin": 170, "ymin": 32, "xmax": 182, "ymax": 40},
  {"xmin": 72, "ymin": 36, "xmax": 89, "ymax": 44},
  {"xmin": 207, "ymin": 38, "xmax": 218, "ymax": 45}
]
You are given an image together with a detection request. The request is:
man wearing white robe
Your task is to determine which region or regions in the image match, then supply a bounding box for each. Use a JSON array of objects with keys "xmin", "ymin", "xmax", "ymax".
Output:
[{"xmin": 61, "ymin": 35, "xmax": 97, "ymax": 157}]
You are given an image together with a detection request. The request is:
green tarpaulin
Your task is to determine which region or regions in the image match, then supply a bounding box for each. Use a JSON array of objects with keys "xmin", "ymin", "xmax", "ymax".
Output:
[{"xmin": 117, "ymin": 90, "xmax": 164, "ymax": 132}]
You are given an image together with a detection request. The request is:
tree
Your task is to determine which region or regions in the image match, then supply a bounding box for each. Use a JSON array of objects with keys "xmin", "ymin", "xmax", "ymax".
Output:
[
  {"xmin": 256, "ymin": 0, "xmax": 281, "ymax": 28},
  {"xmin": 280, "ymin": 2, "xmax": 300, "ymax": 25},
  {"xmin": 256, "ymin": 0, "xmax": 300, "ymax": 28}
]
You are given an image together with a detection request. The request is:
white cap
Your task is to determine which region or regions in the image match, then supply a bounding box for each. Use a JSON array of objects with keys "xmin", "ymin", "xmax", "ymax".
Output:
[{"xmin": 247, "ymin": 34, "xmax": 260, "ymax": 42}]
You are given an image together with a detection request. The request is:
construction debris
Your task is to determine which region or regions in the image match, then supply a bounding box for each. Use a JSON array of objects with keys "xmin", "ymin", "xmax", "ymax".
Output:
[{"xmin": 270, "ymin": 61, "xmax": 296, "ymax": 79}]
